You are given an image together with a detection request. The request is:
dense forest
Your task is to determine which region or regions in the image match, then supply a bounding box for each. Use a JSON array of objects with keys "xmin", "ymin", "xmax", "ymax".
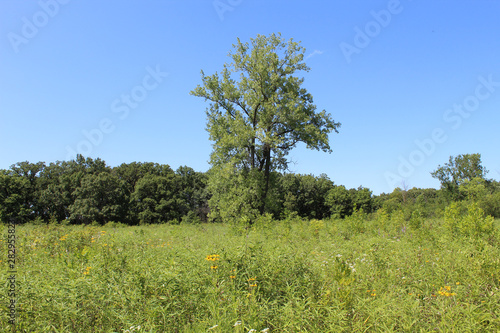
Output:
[{"xmin": 1, "ymin": 153, "xmax": 499, "ymax": 225}]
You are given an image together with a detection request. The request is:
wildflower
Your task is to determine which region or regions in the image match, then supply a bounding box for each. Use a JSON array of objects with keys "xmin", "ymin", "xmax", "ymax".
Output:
[
  {"xmin": 250, "ymin": 284, "xmax": 257, "ymax": 288},
  {"xmin": 437, "ymin": 286, "xmax": 455, "ymax": 297},
  {"xmin": 371, "ymin": 293, "xmax": 376, "ymax": 297},
  {"xmin": 230, "ymin": 275, "xmax": 236, "ymax": 279},
  {"xmin": 261, "ymin": 329, "xmax": 269, "ymax": 333},
  {"xmin": 205, "ymin": 254, "xmax": 220, "ymax": 261},
  {"xmin": 248, "ymin": 277, "xmax": 256, "ymax": 281},
  {"xmin": 211, "ymin": 265, "xmax": 218, "ymax": 270},
  {"xmin": 456, "ymin": 282, "xmax": 460, "ymax": 285}
]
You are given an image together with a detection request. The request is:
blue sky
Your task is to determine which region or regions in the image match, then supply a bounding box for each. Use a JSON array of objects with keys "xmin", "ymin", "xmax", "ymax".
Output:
[{"xmin": 1, "ymin": 0, "xmax": 499, "ymax": 194}]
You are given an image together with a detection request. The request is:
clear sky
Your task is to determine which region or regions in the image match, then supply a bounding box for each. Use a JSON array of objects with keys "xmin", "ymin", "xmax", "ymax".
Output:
[{"xmin": 1, "ymin": 0, "xmax": 499, "ymax": 194}]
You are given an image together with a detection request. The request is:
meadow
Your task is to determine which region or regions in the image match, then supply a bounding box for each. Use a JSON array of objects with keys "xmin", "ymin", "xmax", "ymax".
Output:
[{"xmin": 1, "ymin": 211, "xmax": 499, "ymax": 332}]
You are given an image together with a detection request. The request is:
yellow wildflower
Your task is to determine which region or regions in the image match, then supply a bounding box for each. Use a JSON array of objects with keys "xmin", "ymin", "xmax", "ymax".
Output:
[
  {"xmin": 205, "ymin": 254, "xmax": 220, "ymax": 261},
  {"xmin": 83, "ymin": 266, "xmax": 92, "ymax": 275}
]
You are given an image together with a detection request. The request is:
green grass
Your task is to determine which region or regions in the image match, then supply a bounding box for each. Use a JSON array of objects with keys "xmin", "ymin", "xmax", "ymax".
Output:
[{"xmin": 1, "ymin": 216, "xmax": 499, "ymax": 332}]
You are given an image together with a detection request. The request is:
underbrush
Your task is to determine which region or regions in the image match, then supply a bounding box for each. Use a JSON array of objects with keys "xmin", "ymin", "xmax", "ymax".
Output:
[{"xmin": 0, "ymin": 213, "xmax": 499, "ymax": 332}]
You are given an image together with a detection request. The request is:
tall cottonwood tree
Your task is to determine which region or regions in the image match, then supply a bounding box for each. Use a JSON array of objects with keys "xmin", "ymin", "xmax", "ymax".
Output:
[{"xmin": 191, "ymin": 33, "xmax": 340, "ymax": 223}]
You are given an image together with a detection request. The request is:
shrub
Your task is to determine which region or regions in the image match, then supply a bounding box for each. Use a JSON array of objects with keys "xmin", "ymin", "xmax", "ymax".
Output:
[
  {"xmin": 253, "ymin": 213, "xmax": 274, "ymax": 233},
  {"xmin": 181, "ymin": 211, "xmax": 202, "ymax": 224},
  {"xmin": 345, "ymin": 208, "xmax": 366, "ymax": 234},
  {"xmin": 390, "ymin": 209, "xmax": 406, "ymax": 233},
  {"xmin": 444, "ymin": 201, "xmax": 495, "ymax": 238},
  {"xmin": 479, "ymin": 192, "xmax": 500, "ymax": 218},
  {"xmin": 409, "ymin": 208, "xmax": 423, "ymax": 230},
  {"xmin": 374, "ymin": 208, "xmax": 389, "ymax": 231},
  {"xmin": 309, "ymin": 218, "xmax": 325, "ymax": 236}
]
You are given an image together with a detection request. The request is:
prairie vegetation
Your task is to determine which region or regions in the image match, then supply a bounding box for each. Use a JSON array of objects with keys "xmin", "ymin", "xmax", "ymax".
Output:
[{"xmin": 1, "ymin": 207, "xmax": 499, "ymax": 332}]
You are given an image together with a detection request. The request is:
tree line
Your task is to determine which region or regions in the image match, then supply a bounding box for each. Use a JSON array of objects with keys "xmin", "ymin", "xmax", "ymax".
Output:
[
  {"xmin": 3, "ymin": 35, "xmax": 498, "ymax": 225},
  {"xmin": 0, "ymin": 155, "xmax": 208, "ymax": 225},
  {"xmin": 1, "ymin": 153, "xmax": 498, "ymax": 225}
]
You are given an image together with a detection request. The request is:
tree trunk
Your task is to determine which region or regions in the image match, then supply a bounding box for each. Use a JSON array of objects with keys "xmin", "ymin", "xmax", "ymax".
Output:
[{"xmin": 259, "ymin": 145, "xmax": 271, "ymax": 215}]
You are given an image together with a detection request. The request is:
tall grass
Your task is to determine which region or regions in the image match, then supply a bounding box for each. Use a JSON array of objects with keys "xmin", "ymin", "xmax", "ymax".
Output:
[{"xmin": 1, "ymin": 214, "xmax": 499, "ymax": 332}]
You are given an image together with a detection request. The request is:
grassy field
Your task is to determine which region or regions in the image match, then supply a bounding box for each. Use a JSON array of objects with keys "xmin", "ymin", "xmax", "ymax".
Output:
[{"xmin": 1, "ymin": 214, "xmax": 499, "ymax": 332}]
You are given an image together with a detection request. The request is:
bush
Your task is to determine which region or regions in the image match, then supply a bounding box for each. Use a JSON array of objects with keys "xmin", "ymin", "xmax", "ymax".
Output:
[
  {"xmin": 253, "ymin": 213, "xmax": 274, "ymax": 233},
  {"xmin": 479, "ymin": 192, "xmax": 500, "ymax": 218},
  {"xmin": 103, "ymin": 221, "xmax": 127, "ymax": 228},
  {"xmin": 409, "ymin": 208, "xmax": 423, "ymax": 230},
  {"xmin": 444, "ymin": 201, "xmax": 495, "ymax": 238},
  {"xmin": 181, "ymin": 211, "xmax": 202, "ymax": 224},
  {"xmin": 390, "ymin": 209, "xmax": 406, "ymax": 233},
  {"xmin": 309, "ymin": 218, "xmax": 325, "ymax": 236},
  {"xmin": 345, "ymin": 208, "xmax": 366, "ymax": 234},
  {"xmin": 374, "ymin": 208, "xmax": 389, "ymax": 231}
]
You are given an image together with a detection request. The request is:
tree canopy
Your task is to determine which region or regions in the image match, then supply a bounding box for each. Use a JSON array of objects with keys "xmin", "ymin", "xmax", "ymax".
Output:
[
  {"xmin": 431, "ymin": 153, "xmax": 489, "ymax": 198},
  {"xmin": 191, "ymin": 33, "xmax": 340, "ymax": 222}
]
